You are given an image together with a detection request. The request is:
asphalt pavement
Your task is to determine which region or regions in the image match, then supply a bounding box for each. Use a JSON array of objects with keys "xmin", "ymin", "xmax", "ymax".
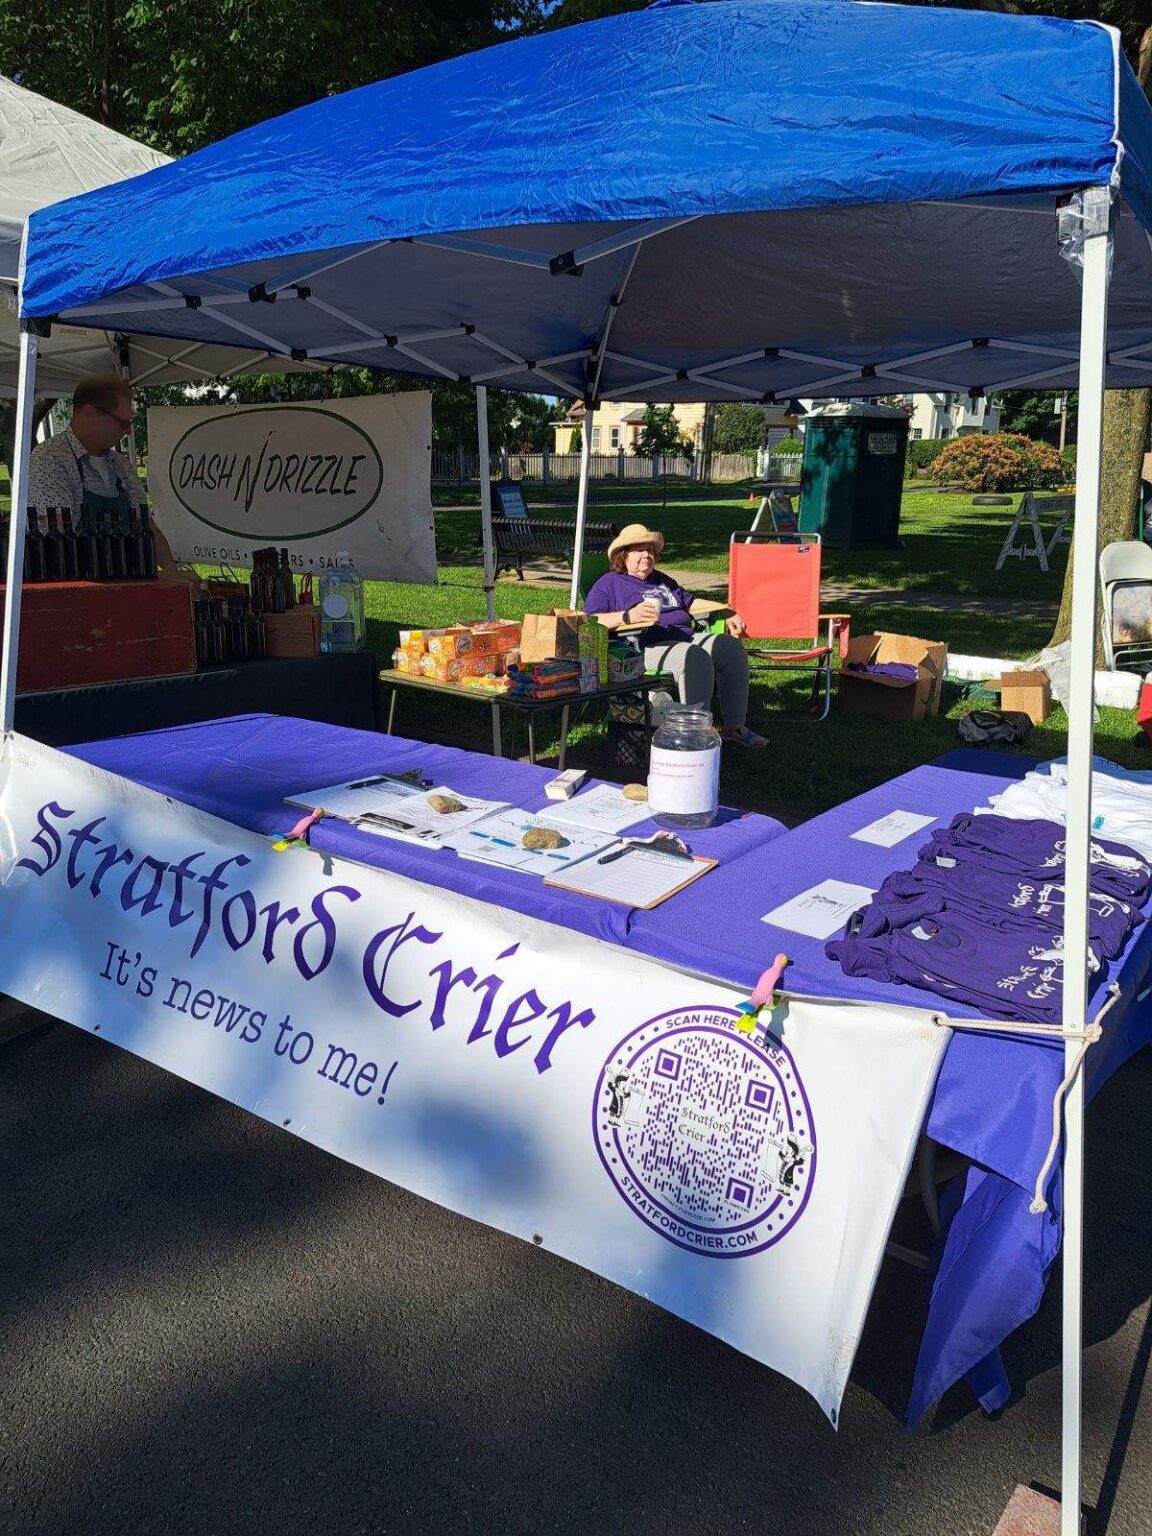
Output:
[{"xmin": 3, "ymin": 1018, "xmax": 1151, "ymax": 1536}]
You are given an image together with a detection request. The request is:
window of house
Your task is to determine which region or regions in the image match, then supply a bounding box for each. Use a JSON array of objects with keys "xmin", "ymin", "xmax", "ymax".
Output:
[
  {"xmin": 610, "ymin": 426, "xmax": 621, "ymax": 449},
  {"xmin": 910, "ymin": 428, "xmax": 923, "ymax": 440},
  {"xmin": 591, "ymin": 426, "xmax": 601, "ymax": 449},
  {"xmin": 939, "ymin": 425, "xmax": 951, "ymax": 439}
]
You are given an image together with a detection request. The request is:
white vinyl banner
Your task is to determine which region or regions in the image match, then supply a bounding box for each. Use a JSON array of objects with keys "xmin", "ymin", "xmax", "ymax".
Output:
[
  {"xmin": 0, "ymin": 736, "xmax": 949, "ymax": 1422},
  {"xmin": 146, "ymin": 394, "xmax": 436, "ymax": 582}
]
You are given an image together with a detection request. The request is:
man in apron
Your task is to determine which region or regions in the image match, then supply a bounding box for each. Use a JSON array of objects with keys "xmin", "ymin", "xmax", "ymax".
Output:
[{"xmin": 25, "ymin": 373, "xmax": 186, "ymax": 578}]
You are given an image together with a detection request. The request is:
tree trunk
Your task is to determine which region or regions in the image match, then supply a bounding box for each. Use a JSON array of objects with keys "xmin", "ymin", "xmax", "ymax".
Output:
[{"xmin": 1048, "ymin": 25, "xmax": 1152, "ymax": 652}]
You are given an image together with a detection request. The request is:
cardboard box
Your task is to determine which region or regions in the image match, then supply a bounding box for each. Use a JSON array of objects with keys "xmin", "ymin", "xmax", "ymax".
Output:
[
  {"xmin": 0, "ymin": 579, "xmax": 196, "ymax": 689},
  {"xmin": 265, "ymin": 606, "xmax": 319, "ymax": 658},
  {"xmin": 987, "ymin": 669, "xmax": 1051, "ymax": 723},
  {"xmin": 838, "ymin": 632, "xmax": 947, "ymax": 721},
  {"xmin": 520, "ymin": 609, "xmax": 584, "ymax": 663}
]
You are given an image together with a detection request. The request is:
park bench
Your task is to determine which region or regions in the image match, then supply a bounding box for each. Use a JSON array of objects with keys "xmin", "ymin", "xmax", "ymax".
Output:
[{"xmin": 491, "ymin": 481, "xmax": 618, "ymax": 579}]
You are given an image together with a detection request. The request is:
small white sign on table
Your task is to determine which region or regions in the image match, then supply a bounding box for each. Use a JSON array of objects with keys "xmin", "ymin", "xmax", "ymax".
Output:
[
  {"xmin": 851, "ymin": 810, "xmax": 937, "ymax": 848},
  {"xmin": 761, "ymin": 880, "xmax": 876, "ymax": 940}
]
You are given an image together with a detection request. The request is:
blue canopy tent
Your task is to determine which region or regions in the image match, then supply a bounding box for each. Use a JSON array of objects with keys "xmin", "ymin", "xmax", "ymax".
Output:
[{"xmin": 5, "ymin": 4, "xmax": 1152, "ymax": 1526}]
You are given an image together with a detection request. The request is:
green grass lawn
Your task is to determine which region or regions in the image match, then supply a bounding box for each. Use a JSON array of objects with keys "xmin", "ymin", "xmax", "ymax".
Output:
[
  {"xmin": 431, "ymin": 482, "xmax": 1068, "ymax": 600},
  {"xmin": 363, "ymin": 484, "xmax": 1141, "ymax": 824}
]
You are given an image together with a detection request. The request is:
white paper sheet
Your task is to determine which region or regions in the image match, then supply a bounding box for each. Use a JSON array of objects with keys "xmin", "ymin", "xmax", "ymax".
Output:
[
  {"xmin": 849, "ymin": 810, "xmax": 937, "ymax": 848},
  {"xmin": 287, "ymin": 774, "xmax": 426, "ymax": 821},
  {"xmin": 539, "ymin": 783, "xmax": 654, "ymax": 836},
  {"xmin": 760, "ymin": 880, "xmax": 876, "ymax": 940},
  {"xmin": 287, "ymin": 778, "xmax": 508, "ymax": 845},
  {"xmin": 442, "ymin": 811, "xmax": 616, "ymax": 874},
  {"xmin": 549, "ymin": 845, "xmax": 709, "ymax": 906}
]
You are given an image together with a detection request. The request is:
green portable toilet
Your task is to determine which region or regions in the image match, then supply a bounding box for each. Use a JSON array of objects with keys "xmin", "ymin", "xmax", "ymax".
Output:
[{"xmin": 799, "ymin": 402, "xmax": 910, "ymax": 548}]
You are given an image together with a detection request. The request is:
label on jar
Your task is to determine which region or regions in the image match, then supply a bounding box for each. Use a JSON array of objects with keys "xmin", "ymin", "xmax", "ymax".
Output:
[
  {"xmin": 647, "ymin": 745, "xmax": 720, "ymax": 816},
  {"xmin": 322, "ymin": 593, "xmax": 350, "ymax": 620}
]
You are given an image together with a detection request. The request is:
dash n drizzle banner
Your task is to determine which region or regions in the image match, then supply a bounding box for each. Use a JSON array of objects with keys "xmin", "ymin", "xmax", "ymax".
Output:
[
  {"xmin": 146, "ymin": 394, "xmax": 436, "ymax": 582},
  {"xmin": 0, "ymin": 736, "xmax": 948, "ymax": 1422}
]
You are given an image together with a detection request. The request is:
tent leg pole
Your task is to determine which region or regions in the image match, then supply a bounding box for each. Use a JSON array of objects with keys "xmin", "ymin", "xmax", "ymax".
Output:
[
  {"xmin": 1057, "ymin": 203, "xmax": 1112, "ymax": 1536},
  {"xmin": 477, "ymin": 385, "xmax": 496, "ymax": 623},
  {"xmin": 569, "ymin": 402, "xmax": 595, "ymax": 609},
  {"xmin": 1, "ymin": 330, "xmax": 40, "ymax": 734}
]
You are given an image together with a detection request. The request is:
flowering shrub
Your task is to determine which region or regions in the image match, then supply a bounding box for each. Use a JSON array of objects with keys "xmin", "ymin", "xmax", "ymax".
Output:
[{"xmin": 929, "ymin": 433, "xmax": 1066, "ymax": 492}]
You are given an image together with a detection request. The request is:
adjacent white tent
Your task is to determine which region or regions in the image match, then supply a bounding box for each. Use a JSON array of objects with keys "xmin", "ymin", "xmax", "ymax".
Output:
[{"xmin": 0, "ymin": 75, "xmax": 313, "ymax": 393}]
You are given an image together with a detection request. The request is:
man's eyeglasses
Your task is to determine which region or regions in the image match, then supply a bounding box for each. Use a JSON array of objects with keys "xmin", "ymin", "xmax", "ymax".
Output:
[{"xmin": 97, "ymin": 405, "xmax": 134, "ymax": 432}]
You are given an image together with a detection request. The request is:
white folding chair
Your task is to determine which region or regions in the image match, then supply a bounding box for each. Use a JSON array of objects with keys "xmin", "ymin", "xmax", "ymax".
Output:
[{"xmin": 1100, "ymin": 540, "xmax": 1152, "ymax": 672}]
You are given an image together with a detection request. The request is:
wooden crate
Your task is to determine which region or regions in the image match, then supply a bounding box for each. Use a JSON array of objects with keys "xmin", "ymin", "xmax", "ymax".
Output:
[
  {"xmin": 0, "ymin": 580, "xmax": 196, "ymax": 691},
  {"xmin": 265, "ymin": 606, "xmax": 319, "ymax": 658}
]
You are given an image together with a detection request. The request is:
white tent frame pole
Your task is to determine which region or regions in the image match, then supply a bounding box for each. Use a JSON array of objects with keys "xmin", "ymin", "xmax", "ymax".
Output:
[
  {"xmin": 1059, "ymin": 196, "xmax": 1112, "ymax": 1536},
  {"xmin": 475, "ymin": 385, "xmax": 501, "ymax": 757},
  {"xmin": 1, "ymin": 330, "xmax": 40, "ymax": 733},
  {"xmin": 476, "ymin": 385, "xmax": 496, "ymax": 623},
  {"xmin": 569, "ymin": 404, "xmax": 595, "ymax": 609}
]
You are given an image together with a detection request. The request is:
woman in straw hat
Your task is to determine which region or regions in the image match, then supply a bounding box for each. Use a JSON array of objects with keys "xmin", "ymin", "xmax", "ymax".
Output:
[{"xmin": 585, "ymin": 523, "xmax": 766, "ymax": 748}]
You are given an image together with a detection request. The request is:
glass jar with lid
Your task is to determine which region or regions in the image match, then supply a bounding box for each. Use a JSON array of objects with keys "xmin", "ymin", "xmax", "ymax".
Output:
[{"xmin": 647, "ymin": 704, "xmax": 721, "ymax": 829}]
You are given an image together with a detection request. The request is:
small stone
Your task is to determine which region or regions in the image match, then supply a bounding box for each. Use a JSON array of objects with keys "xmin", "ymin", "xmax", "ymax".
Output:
[
  {"xmin": 621, "ymin": 783, "xmax": 648, "ymax": 801},
  {"xmin": 522, "ymin": 827, "xmax": 568, "ymax": 851},
  {"xmin": 427, "ymin": 793, "xmax": 467, "ymax": 814}
]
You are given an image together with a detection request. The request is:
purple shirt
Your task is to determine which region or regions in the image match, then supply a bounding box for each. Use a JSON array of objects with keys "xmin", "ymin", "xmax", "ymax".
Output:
[
  {"xmin": 584, "ymin": 568, "xmax": 696, "ymax": 643},
  {"xmin": 917, "ymin": 813, "xmax": 1151, "ymax": 903},
  {"xmin": 826, "ymin": 904, "xmax": 1103, "ymax": 1026},
  {"xmin": 873, "ymin": 867, "xmax": 1135, "ymax": 960},
  {"xmin": 845, "ymin": 662, "xmax": 918, "ymax": 682}
]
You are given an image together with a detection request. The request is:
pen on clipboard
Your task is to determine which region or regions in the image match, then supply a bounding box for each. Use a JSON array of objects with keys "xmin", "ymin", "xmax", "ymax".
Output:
[
  {"xmin": 598, "ymin": 835, "xmax": 693, "ymax": 866},
  {"xmin": 597, "ymin": 844, "xmax": 632, "ymax": 866}
]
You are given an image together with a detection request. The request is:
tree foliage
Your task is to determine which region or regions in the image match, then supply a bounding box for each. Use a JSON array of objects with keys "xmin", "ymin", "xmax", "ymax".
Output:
[
  {"xmin": 633, "ymin": 405, "xmax": 690, "ymax": 458},
  {"xmin": 712, "ymin": 404, "xmax": 773, "ymax": 455},
  {"xmin": 0, "ymin": 0, "xmax": 545, "ymax": 152},
  {"xmin": 997, "ymin": 391, "xmax": 1078, "ymax": 444}
]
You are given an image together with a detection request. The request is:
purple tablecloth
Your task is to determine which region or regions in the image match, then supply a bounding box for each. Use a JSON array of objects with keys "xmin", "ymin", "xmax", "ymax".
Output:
[
  {"xmin": 67, "ymin": 721, "xmax": 1152, "ymax": 1425},
  {"xmin": 68, "ymin": 713, "xmax": 786, "ymax": 954}
]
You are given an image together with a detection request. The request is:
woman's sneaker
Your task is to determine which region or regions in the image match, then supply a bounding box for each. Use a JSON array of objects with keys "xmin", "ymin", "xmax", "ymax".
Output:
[{"xmin": 721, "ymin": 725, "xmax": 767, "ymax": 749}]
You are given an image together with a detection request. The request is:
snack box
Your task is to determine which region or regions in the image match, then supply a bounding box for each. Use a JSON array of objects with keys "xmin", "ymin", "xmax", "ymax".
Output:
[
  {"xmin": 419, "ymin": 653, "xmax": 496, "ymax": 683},
  {"xmin": 607, "ymin": 646, "xmax": 645, "ymax": 683},
  {"xmin": 426, "ymin": 621, "xmax": 521, "ymax": 661},
  {"xmin": 399, "ymin": 626, "xmax": 454, "ymax": 655},
  {"xmin": 426, "ymin": 626, "xmax": 475, "ymax": 659}
]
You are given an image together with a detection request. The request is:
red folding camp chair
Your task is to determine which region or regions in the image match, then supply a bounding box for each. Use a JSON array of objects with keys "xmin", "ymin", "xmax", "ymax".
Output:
[{"xmin": 728, "ymin": 532, "xmax": 850, "ymax": 720}]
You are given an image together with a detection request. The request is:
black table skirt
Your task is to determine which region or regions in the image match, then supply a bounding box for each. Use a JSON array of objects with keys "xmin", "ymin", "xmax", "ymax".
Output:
[{"xmin": 14, "ymin": 653, "xmax": 377, "ymax": 748}]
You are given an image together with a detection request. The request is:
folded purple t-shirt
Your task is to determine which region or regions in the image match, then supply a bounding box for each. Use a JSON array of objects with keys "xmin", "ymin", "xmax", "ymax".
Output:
[
  {"xmin": 826, "ymin": 903, "xmax": 1100, "ymax": 1026},
  {"xmin": 917, "ymin": 813, "xmax": 1151, "ymax": 903},
  {"xmin": 585, "ymin": 568, "xmax": 695, "ymax": 643},
  {"xmin": 872, "ymin": 866, "xmax": 1135, "ymax": 960},
  {"xmin": 845, "ymin": 661, "xmax": 918, "ymax": 682}
]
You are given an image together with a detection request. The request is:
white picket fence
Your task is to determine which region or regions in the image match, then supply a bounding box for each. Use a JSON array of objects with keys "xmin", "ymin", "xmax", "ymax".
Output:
[{"xmin": 430, "ymin": 447, "xmax": 799, "ymax": 486}]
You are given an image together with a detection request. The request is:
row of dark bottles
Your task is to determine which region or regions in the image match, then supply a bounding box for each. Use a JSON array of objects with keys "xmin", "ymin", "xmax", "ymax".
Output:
[
  {"xmin": 193, "ymin": 593, "xmax": 267, "ymax": 668},
  {"xmin": 250, "ymin": 546, "xmax": 297, "ymax": 613},
  {"xmin": 22, "ymin": 505, "xmax": 157, "ymax": 585}
]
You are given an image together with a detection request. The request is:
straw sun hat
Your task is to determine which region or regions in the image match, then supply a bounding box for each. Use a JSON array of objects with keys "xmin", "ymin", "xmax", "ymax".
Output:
[{"xmin": 607, "ymin": 523, "xmax": 665, "ymax": 560}]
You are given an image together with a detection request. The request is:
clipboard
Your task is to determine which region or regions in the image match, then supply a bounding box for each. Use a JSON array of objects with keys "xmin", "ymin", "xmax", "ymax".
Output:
[{"xmin": 544, "ymin": 845, "xmax": 717, "ymax": 909}]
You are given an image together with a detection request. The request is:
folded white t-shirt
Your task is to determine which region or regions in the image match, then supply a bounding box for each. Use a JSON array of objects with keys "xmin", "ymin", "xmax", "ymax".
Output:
[{"xmin": 985, "ymin": 757, "xmax": 1152, "ymax": 862}]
